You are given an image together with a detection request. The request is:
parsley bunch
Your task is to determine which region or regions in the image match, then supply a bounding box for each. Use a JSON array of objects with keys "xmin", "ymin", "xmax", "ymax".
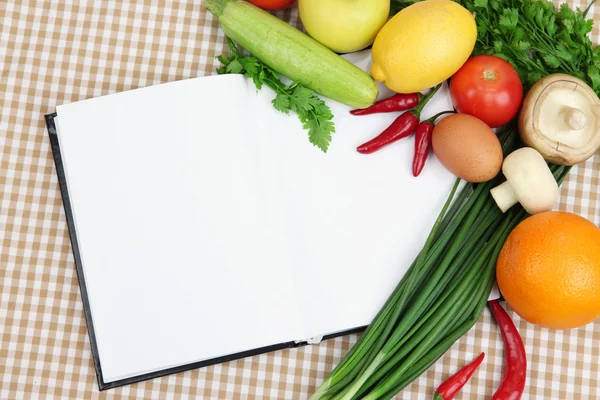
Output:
[
  {"xmin": 390, "ymin": 0, "xmax": 600, "ymax": 93},
  {"xmin": 217, "ymin": 38, "xmax": 335, "ymax": 152}
]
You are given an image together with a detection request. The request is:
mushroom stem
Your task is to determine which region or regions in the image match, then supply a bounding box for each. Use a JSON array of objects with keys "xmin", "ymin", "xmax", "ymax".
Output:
[
  {"xmin": 490, "ymin": 181, "xmax": 518, "ymax": 213},
  {"xmin": 561, "ymin": 106, "xmax": 587, "ymax": 131}
]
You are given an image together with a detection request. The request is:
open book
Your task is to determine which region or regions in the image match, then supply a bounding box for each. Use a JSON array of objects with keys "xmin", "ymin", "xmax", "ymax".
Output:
[{"xmin": 45, "ymin": 50, "xmax": 457, "ymax": 390}]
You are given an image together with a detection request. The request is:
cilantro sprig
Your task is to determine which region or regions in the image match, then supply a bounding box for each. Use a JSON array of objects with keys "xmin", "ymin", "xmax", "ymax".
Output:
[
  {"xmin": 217, "ymin": 38, "xmax": 335, "ymax": 152},
  {"xmin": 390, "ymin": 0, "xmax": 600, "ymax": 94}
]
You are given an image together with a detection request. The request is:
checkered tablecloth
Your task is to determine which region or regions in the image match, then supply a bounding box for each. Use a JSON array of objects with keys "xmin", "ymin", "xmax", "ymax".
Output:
[{"xmin": 1, "ymin": 1, "xmax": 599, "ymax": 399}]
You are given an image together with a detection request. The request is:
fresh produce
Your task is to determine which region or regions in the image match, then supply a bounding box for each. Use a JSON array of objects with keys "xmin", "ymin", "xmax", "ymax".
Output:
[
  {"xmin": 311, "ymin": 128, "xmax": 572, "ymax": 400},
  {"xmin": 356, "ymin": 85, "xmax": 441, "ymax": 154},
  {"xmin": 216, "ymin": 38, "xmax": 335, "ymax": 152},
  {"xmin": 412, "ymin": 111, "xmax": 454, "ymax": 177},
  {"xmin": 431, "ymin": 114, "xmax": 503, "ymax": 182},
  {"xmin": 450, "ymin": 55, "xmax": 523, "ymax": 128},
  {"xmin": 519, "ymin": 73, "xmax": 600, "ymax": 165},
  {"xmin": 350, "ymin": 93, "xmax": 423, "ymax": 116},
  {"xmin": 496, "ymin": 211, "xmax": 600, "ymax": 329},
  {"xmin": 433, "ymin": 352, "xmax": 485, "ymax": 400},
  {"xmin": 298, "ymin": 0, "xmax": 389, "ymax": 53},
  {"xmin": 370, "ymin": 0, "xmax": 477, "ymax": 93},
  {"xmin": 391, "ymin": 0, "xmax": 600, "ymax": 95},
  {"xmin": 206, "ymin": 0, "xmax": 378, "ymax": 110},
  {"xmin": 490, "ymin": 147, "xmax": 559, "ymax": 214},
  {"xmin": 247, "ymin": 0, "xmax": 296, "ymax": 10},
  {"xmin": 488, "ymin": 300, "xmax": 527, "ymax": 400}
]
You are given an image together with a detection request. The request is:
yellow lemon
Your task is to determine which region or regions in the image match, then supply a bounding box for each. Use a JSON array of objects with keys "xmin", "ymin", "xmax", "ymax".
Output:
[
  {"xmin": 299, "ymin": 0, "xmax": 390, "ymax": 54},
  {"xmin": 371, "ymin": 0, "xmax": 477, "ymax": 93}
]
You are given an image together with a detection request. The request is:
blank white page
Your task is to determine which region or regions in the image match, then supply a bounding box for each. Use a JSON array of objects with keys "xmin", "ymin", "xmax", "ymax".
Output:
[
  {"xmin": 55, "ymin": 49, "xmax": 457, "ymax": 384},
  {"xmin": 254, "ymin": 50, "xmax": 457, "ymax": 340},
  {"xmin": 56, "ymin": 75, "xmax": 304, "ymax": 383}
]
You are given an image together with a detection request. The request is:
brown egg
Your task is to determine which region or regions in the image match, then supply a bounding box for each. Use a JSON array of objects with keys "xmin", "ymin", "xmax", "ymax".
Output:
[{"xmin": 432, "ymin": 114, "xmax": 503, "ymax": 182}]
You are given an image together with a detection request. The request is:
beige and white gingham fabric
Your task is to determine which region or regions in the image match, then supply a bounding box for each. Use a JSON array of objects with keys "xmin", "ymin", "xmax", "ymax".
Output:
[{"xmin": 1, "ymin": 1, "xmax": 599, "ymax": 399}]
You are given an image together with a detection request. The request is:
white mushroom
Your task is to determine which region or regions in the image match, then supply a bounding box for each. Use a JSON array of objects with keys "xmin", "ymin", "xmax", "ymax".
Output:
[
  {"xmin": 519, "ymin": 73, "xmax": 600, "ymax": 166},
  {"xmin": 490, "ymin": 147, "xmax": 559, "ymax": 214}
]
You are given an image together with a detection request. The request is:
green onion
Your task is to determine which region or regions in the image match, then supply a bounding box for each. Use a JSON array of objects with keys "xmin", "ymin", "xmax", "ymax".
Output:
[{"xmin": 310, "ymin": 128, "xmax": 570, "ymax": 400}]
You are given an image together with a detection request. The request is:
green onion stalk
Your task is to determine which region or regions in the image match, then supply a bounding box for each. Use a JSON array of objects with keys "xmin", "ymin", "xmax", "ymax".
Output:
[{"xmin": 310, "ymin": 128, "xmax": 572, "ymax": 400}]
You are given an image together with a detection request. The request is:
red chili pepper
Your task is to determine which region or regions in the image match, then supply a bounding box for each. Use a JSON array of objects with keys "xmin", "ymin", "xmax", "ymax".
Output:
[
  {"xmin": 433, "ymin": 352, "xmax": 485, "ymax": 400},
  {"xmin": 357, "ymin": 112, "xmax": 420, "ymax": 154},
  {"xmin": 412, "ymin": 111, "xmax": 455, "ymax": 177},
  {"xmin": 350, "ymin": 92, "xmax": 423, "ymax": 116},
  {"xmin": 356, "ymin": 84, "xmax": 442, "ymax": 154},
  {"xmin": 412, "ymin": 121, "xmax": 434, "ymax": 177},
  {"xmin": 488, "ymin": 300, "xmax": 527, "ymax": 400}
]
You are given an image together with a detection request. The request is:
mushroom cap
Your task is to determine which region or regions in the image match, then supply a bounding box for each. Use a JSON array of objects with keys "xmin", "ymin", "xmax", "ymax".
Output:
[
  {"xmin": 519, "ymin": 73, "xmax": 600, "ymax": 166},
  {"xmin": 502, "ymin": 147, "xmax": 559, "ymax": 214}
]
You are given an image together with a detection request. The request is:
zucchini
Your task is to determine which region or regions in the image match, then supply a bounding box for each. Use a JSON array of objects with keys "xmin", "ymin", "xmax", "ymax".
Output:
[{"xmin": 206, "ymin": 0, "xmax": 378, "ymax": 109}]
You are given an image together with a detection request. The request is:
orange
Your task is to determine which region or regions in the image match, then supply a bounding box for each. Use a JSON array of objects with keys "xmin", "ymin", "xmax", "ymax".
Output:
[{"xmin": 496, "ymin": 211, "xmax": 600, "ymax": 329}]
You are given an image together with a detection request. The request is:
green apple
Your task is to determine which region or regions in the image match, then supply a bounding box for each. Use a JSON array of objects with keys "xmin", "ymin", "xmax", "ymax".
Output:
[{"xmin": 298, "ymin": 0, "xmax": 390, "ymax": 54}]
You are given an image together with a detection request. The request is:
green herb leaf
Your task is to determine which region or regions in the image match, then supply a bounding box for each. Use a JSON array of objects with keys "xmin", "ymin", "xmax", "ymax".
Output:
[
  {"xmin": 494, "ymin": 40, "xmax": 503, "ymax": 53},
  {"xmin": 523, "ymin": 2, "xmax": 536, "ymax": 21},
  {"xmin": 563, "ymin": 18, "xmax": 574, "ymax": 33},
  {"xmin": 290, "ymin": 85, "xmax": 315, "ymax": 112},
  {"xmin": 517, "ymin": 41, "xmax": 531, "ymax": 51},
  {"xmin": 534, "ymin": 6, "xmax": 546, "ymax": 27},
  {"xmin": 588, "ymin": 66, "xmax": 600, "ymax": 92},
  {"xmin": 225, "ymin": 58, "xmax": 244, "ymax": 74},
  {"xmin": 527, "ymin": 72, "xmax": 543, "ymax": 85},
  {"xmin": 239, "ymin": 57, "xmax": 259, "ymax": 76},
  {"xmin": 499, "ymin": 8, "xmax": 519, "ymax": 31},
  {"xmin": 490, "ymin": 0, "xmax": 502, "ymax": 11},
  {"xmin": 546, "ymin": 15, "xmax": 557, "ymax": 35},
  {"xmin": 304, "ymin": 118, "xmax": 334, "ymax": 153},
  {"xmin": 543, "ymin": 54, "xmax": 562, "ymax": 68},
  {"xmin": 556, "ymin": 41, "xmax": 574, "ymax": 61},
  {"xmin": 474, "ymin": 0, "xmax": 488, "ymax": 8},
  {"xmin": 272, "ymin": 92, "xmax": 291, "ymax": 114},
  {"xmin": 558, "ymin": 3, "xmax": 576, "ymax": 22}
]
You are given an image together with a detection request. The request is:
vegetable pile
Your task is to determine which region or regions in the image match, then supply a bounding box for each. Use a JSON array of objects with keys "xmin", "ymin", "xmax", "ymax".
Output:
[
  {"xmin": 392, "ymin": 0, "xmax": 600, "ymax": 94},
  {"xmin": 205, "ymin": 0, "xmax": 600, "ymax": 398},
  {"xmin": 309, "ymin": 130, "xmax": 571, "ymax": 399}
]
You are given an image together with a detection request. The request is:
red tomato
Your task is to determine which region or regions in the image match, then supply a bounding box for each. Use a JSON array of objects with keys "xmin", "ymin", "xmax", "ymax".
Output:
[
  {"xmin": 450, "ymin": 55, "xmax": 523, "ymax": 128},
  {"xmin": 248, "ymin": 0, "xmax": 297, "ymax": 10}
]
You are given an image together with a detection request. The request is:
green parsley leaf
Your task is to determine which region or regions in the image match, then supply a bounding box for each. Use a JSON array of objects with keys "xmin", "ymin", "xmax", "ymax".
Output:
[
  {"xmin": 522, "ymin": 2, "xmax": 535, "ymax": 21},
  {"xmin": 217, "ymin": 55, "xmax": 229, "ymax": 66},
  {"xmin": 304, "ymin": 118, "xmax": 334, "ymax": 153},
  {"xmin": 556, "ymin": 41, "xmax": 574, "ymax": 61},
  {"xmin": 272, "ymin": 92, "xmax": 291, "ymax": 113},
  {"xmin": 518, "ymin": 41, "xmax": 531, "ymax": 51},
  {"xmin": 534, "ymin": 6, "xmax": 546, "ymax": 27},
  {"xmin": 593, "ymin": 46, "xmax": 600, "ymax": 62},
  {"xmin": 239, "ymin": 57, "xmax": 259, "ymax": 76},
  {"xmin": 543, "ymin": 54, "xmax": 561, "ymax": 68},
  {"xmin": 558, "ymin": 3, "xmax": 576, "ymax": 22},
  {"xmin": 489, "ymin": 0, "xmax": 502, "ymax": 11},
  {"xmin": 511, "ymin": 26, "xmax": 524, "ymax": 45},
  {"xmin": 474, "ymin": 0, "xmax": 488, "ymax": 8},
  {"xmin": 526, "ymin": 72, "xmax": 543, "ymax": 85},
  {"xmin": 225, "ymin": 59, "xmax": 244, "ymax": 74},
  {"xmin": 546, "ymin": 15, "xmax": 557, "ymax": 35},
  {"xmin": 563, "ymin": 18, "xmax": 574, "ymax": 33},
  {"xmin": 290, "ymin": 85, "xmax": 315, "ymax": 112},
  {"xmin": 588, "ymin": 66, "xmax": 600, "ymax": 92},
  {"xmin": 494, "ymin": 40, "xmax": 503, "ymax": 53},
  {"xmin": 499, "ymin": 8, "xmax": 519, "ymax": 31}
]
